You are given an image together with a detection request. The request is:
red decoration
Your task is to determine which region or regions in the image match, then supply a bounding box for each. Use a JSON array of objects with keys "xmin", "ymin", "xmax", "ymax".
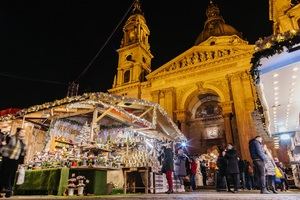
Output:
[{"xmin": 0, "ymin": 108, "xmax": 21, "ymax": 116}]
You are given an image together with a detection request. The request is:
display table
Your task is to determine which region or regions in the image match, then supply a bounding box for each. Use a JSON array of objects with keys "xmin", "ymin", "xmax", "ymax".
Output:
[
  {"xmin": 70, "ymin": 167, "xmax": 109, "ymax": 195},
  {"xmin": 123, "ymin": 167, "xmax": 150, "ymax": 194},
  {"xmin": 14, "ymin": 167, "xmax": 69, "ymax": 196}
]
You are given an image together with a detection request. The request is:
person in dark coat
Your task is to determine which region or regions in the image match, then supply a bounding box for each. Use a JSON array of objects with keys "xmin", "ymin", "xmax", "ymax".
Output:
[
  {"xmin": 200, "ymin": 160, "xmax": 208, "ymax": 186},
  {"xmin": 160, "ymin": 145, "xmax": 174, "ymax": 194},
  {"xmin": 224, "ymin": 143, "xmax": 240, "ymax": 193},
  {"xmin": 249, "ymin": 136, "xmax": 270, "ymax": 194},
  {"xmin": 238, "ymin": 158, "xmax": 246, "ymax": 190},
  {"xmin": 216, "ymin": 150, "xmax": 228, "ymax": 191}
]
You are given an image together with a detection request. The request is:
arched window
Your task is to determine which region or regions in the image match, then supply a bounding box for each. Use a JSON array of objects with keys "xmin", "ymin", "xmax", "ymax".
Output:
[
  {"xmin": 126, "ymin": 55, "xmax": 133, "ymax": 61},
  {"xmin": 195, "ymin": 100, "xmax": 221, "ymax": 119},
  {"xmin": 124, "ymin": 70, "xmax": 130, "ymax": 83}
]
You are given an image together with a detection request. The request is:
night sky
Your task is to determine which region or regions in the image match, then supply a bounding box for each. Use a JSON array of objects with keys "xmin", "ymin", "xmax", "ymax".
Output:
[{"xmin": 0, "ymin": 0, "xmax": 272, "ymax": 110}]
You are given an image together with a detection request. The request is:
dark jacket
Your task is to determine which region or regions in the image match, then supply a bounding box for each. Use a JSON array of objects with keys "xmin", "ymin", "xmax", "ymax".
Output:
[
  {"xmin": 174, "ymin": 154, "xmax": 188, "ymax": 176},
  {"xmin": 238, "ymin": 159, "xmax": 246, "ymax": 173},
  {"xmin": 200, "ymin": 161, "xmax": 207, "ymax": 174},
  {"xmin": 249, "ymin": 139, "xmax": 267, "ymax": 162},
  {"xmin": 224, "ymin": 149, "xmax": 239, "ymax": 174},
  {"xmin": 217, "ymin": 155, "xmax": 227, "ymax": 176},
  {"xmin": 161, "ymin": 147, "xmax": 174, "ymax": 173}
]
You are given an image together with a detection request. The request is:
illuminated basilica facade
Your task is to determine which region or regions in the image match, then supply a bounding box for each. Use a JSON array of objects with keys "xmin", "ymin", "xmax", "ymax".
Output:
[{"xmin": 109, "ymin": 0, "xmax": 300, "ymax": 160}]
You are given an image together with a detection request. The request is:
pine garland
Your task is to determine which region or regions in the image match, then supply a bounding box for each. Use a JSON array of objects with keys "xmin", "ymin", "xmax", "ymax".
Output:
[{"xmin": 250, "ymin": 29, "xmax": 300, "ymax": 84}]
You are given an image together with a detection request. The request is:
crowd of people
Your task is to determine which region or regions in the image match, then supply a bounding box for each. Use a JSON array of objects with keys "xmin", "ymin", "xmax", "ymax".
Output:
[{"xmin": 159, "ymin": 136, "xmax": 291, "ymax": 194}]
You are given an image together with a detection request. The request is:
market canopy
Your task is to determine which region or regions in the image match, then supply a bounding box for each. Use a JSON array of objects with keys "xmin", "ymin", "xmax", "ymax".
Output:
[
  {"xmin": 250, "ymin": 30, "xmax": 300, "ymax": 137},
  {"xmin": 0, "ymin": 92, "xmax": 185, "ymax": 141}
]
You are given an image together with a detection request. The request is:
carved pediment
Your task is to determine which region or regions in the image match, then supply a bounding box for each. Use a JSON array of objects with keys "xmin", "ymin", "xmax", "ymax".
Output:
[
  {"xmin": 147, "ymin": 41, "xmax": 254, "ymax": 80},
  {"xmin": 199, "ymin": 35, "xmax": 248, "ymax": 46}
]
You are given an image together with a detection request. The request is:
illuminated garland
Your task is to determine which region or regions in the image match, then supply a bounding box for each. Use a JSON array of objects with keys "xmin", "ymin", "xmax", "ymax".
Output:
[
  {"xmin": 250, "ymin": 29, "xmax": 300, "ymax": 84},
  {"xmin": 0, "ymin": 92, "xmax": 186, "ymax": 140}
]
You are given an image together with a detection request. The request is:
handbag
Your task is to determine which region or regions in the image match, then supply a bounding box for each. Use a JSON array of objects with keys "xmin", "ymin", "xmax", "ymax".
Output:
[
  {"xmin": 275, "ymin": 167, "xmax": 283, "ymax": 179},
  {"xmin": 16, "ymin": 165, "xmax": 25, "ymax": 185}
]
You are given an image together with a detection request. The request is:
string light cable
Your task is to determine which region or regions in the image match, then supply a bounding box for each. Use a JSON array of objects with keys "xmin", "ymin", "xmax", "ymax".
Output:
[
  {"xmin": 75, "ymin": 0, "xmax": 136, "ymax": 82},
  {"xmin": 0, "ymin": 72, "xmax": 66, "ymax": 85}
]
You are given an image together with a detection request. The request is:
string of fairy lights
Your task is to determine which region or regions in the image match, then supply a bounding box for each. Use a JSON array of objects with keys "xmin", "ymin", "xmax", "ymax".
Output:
[{"xmin": 0, "ymin": 92, "xmax": 186, "ymax": 140}]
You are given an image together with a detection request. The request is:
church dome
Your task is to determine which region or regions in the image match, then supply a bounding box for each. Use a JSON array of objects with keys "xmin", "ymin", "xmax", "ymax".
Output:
[{"xmin": 195, "ymin": 1, "xmax": 242, "ymax": 45}]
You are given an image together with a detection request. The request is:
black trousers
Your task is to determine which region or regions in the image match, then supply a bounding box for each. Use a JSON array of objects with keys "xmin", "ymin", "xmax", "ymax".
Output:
[
  {"xmin": 202, "ymin": 173, "xmax": 207, "ymax": 186},
  {"xmin": 253, "ymin": 160, "xmax": 266, "ymax": 191},
  {"xmin": 266, "ymin": 175, "xmax": 275, "ymax": 191},
  {"xmin": 0, "ymin": 157, "xmax": 19, "ymax": 193},
  {"xmin": 226, "ymin": 173, "xmax": 240, "ymax": 191}
]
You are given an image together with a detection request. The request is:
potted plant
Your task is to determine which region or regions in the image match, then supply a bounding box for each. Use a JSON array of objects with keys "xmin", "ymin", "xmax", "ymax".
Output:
[
  {"xmin": 67, "ymin": 174, "xmax": 77, "ymax": 196},
  {"xmin": 67, "ymin": 182, "xmax": 76, "ymax": 196},
  {"xmin": 76, "ymin": 176, "xmax": 86, "ymax": 196}
]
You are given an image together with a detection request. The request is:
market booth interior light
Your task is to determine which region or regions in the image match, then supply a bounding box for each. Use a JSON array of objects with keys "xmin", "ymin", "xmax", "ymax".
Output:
[
  {"xmin": 280, "ymin": 133, "xmax": 291, "ymax": 140},
  {"xmin": 258, "ymin": 48, "xmax": 300, "ymax": 136},
  {"xmin": 181, "ymin": 141, "xmax": 187, "ymax": 147}
]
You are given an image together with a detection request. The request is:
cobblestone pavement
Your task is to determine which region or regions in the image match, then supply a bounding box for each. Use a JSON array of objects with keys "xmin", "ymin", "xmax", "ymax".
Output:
[{"xmin": 5, "ymin": 190, "xmax": 300, "ymax": 200}]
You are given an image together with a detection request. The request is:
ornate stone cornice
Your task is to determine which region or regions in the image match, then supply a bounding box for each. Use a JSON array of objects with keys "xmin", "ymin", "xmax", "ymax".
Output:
[
  {"xmin": 220, "ymin": 101, "xmax": 233, "ymax": 114},
  {"xmin": 108, "ymin": 82, "xmax": 141, "ymax": 94},
  {"xmin": 226, "ymin": 71, "xmax": 243, "ymax": 82},
  {"xmin": 150, "ymin": 90, "xmax": 160, "ymax": 97},
  {"xmin": 174, "ymin": 110, "xmax": 191, "ymax": 122},
  {"xmin": 226, "ymin": 70, "xmax": 250, "ymax": 83},
  {"xmin": 147, "ymin": 46, "xmax": 254, "ymax": 81}
]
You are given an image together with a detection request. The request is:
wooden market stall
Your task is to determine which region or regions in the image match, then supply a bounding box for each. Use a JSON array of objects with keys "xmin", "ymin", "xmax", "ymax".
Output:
[{"xmin": 0, "ymin": 92, "xmax": 185, "ymax": 195}]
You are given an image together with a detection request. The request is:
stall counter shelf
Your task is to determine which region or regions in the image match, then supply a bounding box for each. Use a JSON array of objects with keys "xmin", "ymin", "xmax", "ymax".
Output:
[{"xmin": 14, "ymin": 166, "xmax": 121, "ymax": 196}]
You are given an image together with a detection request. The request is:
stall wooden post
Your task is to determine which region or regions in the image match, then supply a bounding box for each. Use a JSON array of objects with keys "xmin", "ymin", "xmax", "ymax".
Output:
[{"xmin": 90, "ymin": 109, "xmax": 98, "ymax": 141}]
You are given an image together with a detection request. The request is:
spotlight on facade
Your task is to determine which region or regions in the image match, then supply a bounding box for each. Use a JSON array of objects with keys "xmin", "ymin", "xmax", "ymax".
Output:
[
  {"xmin": 280, "ymin": 134, "xmax": 291, "ymax": 140},
  {"xmin": 181, "ymin": 142, "xmax": 187, "ymax": 147}
]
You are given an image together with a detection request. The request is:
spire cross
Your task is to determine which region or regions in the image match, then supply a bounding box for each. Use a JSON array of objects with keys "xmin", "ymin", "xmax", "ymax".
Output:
[{"xmin": 133, "ymin": 0, "xmax": 142, "ymax": 13}]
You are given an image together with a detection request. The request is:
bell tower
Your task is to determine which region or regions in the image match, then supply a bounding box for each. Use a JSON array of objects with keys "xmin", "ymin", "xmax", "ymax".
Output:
[
  {"xmin": 111, "ymin": 0, "xmax": 153, "ymax": 94},
  {"xmin": 269, "ymin": 0, "xmax": 300, "ymax": 34}
]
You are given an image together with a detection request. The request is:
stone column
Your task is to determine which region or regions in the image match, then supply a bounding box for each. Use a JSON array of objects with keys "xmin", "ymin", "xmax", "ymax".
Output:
[
  {"xmin": 241, "ymin": 72, "xmax": 257, "ymax": 140},
  {"xmin": 174, "ymin": 110, "xmax": 190, "ymax": 136},
  {"xmin": 220, "ymin": 101, "xmax": 233, "ymax": 145},
  {"xmin": 163, "ymin": 87, "xmax": 175, "ymax": 119},
  {"xmin": 150, "ymin": 90, "xmax": 160, "ymax": 104},
  {"xmin": 228, "ymin": 72, "xmax": 254, "ymax": 161}
]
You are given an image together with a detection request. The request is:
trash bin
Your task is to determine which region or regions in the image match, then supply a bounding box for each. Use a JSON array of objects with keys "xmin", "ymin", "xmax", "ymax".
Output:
[{"xmin": 107, "ymin": 183, "xmax": 114, "ymax": 195}]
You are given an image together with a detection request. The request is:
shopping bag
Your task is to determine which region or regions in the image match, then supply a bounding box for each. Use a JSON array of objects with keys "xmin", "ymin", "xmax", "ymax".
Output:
[
  {"xmin": 275, "ymin": 167, "xmax": 283, "ymax": 179},
  {"xmin": 16, "ymin": 165, "xmax": 25, "ymax": 185}
]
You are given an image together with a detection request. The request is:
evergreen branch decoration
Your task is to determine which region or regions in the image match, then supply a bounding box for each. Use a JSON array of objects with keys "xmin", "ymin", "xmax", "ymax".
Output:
[{"xmin": 250, "ymin": 29, "xmax": 300, "ymax": 84}]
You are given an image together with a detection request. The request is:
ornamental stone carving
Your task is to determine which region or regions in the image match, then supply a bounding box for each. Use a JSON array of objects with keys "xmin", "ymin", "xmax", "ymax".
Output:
[
  {"xmin": 220, "ymin": 101, "xmax": 233, "ymax": 114},
  {"xmin": 174, "ymin": 110, "xmax": 191, "ymax": 122},
  {"xmin": 147, "ymin": 46, "xmax": 252, "ymax": 80},
  {"xmin": 196, "ymin": 81, "xmax": 204, "ymax": 91}
]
